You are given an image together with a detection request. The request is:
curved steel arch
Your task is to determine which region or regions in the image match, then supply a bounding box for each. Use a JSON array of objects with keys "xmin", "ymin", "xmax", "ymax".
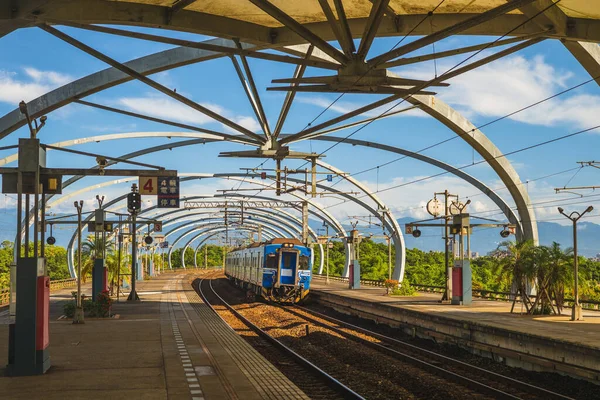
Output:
[
  {"xmin": 12, "ymin": 131, "xmax": 522, "ymax": 241},
  {"xmin": 132, "ymin": 204, "xmax": 325, "ymax": 273},
  {"xmin": 167, "ymin": 221, "xmax": 283, "ymax": 269},
  {"xmin": 5, "ymin": 39, "xmax": 538, "ymax": 246},
  {"xmin": 64, "ymin": 178, "xmax": 346, "ymax": 276},
  {"xmin": 20, "ymin": 131, "xmax": 522, "ymax": 271},
  {"xmin": 210, "ymin": 172, "xmax": 404, "ymax": 279},
  {"xmin": 316, "ymin": 159, "xmax": 405, "ymax": 280},
  {"xmin": 190, "ymin": 228, "xmax": 278, "ymax": 269}
]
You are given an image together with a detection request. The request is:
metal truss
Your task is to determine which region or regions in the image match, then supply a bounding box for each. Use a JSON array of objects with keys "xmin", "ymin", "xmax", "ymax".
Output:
[
  {"xmin": 11, "ymin": 1, "xmax": 600, "ymax": 275},
  {"xmin": 0, "ymin": 38, "xmax": 543, "ymax": 245},
  {"xmin": 183, "ymin": 200, "xmax": 303, "ymax": 209}
]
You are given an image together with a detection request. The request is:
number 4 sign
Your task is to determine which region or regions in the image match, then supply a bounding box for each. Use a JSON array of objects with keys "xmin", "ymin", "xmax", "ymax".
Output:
[{"xmin": 139, "ymin": 177, "xmax": 158, "ymax": 195}]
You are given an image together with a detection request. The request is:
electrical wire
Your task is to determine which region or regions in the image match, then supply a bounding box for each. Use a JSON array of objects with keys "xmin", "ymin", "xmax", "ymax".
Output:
[{"xmin": 321, "ymin": 123, "xmax": 600, "ymax": 212}]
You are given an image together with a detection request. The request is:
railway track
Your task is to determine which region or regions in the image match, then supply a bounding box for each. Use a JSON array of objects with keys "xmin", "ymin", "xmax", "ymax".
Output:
[
  {"xmin": 286, "ymin": 305, "xmax": 575, "ymax": 400},
  {"xmin": 195, "ymin": 274, "xmax": 363, "ymax": 400},
  {"xmin": 201, "ymin": 274, "xmax": 579, "ymax": 399}
]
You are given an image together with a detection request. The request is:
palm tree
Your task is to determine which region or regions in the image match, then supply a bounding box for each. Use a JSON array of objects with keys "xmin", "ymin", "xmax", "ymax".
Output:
[
  {"xmin": 533, "ymin": 242, "xmax": 572, "ymax": 314},
  {"xmin": 81, "ymin": 235, "xmax": 115, "ymax": 282},
  {"xmin": 493, "ymin": 240, "xmax": 536, "ymax": 312}
]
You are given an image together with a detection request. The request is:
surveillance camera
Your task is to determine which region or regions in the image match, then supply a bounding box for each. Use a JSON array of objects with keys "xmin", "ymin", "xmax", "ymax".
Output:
[
  {"xmin": 144, "ymin": 236, "xmax": 153, "ymax": 245},
  {"xmin": 96, "ymin": 157, "xmax": 108, "ymax": 167},
  {"xmin": 412, "ymin": 229, "xmax": 422, "ymax": 238},
  {"xmin": 46, "ymin": 236, "xmax": 56, "ymax": 245},
  {"xmin": 558, "ymin": 207, "xmax": 564, "ymax": 214},
  {"xmin": 500, "ymin": 229, "xmax": 510, "ymax": 238}
]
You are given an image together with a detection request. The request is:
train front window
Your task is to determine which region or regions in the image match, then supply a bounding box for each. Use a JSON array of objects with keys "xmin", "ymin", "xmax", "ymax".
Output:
[
  {"xmin": 299, "ymin": 255, "xmax": 309, "ymax": 270},
  {"xmin": 282, "ymin": 253, "xmax": 293, "ymax": 268}
]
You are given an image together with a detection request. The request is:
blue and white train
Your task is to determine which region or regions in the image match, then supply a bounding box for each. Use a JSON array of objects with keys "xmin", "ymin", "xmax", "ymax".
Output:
[{"xmin": 224, "ymin": 238, "xmax": 312, "ymax": 303}]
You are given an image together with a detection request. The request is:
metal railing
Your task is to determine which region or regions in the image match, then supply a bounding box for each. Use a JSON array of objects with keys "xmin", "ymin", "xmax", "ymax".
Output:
[
  {"xmin": 313, "ymin": 274, "xmax": 600, "ymax": 310},
  {"xmin": 0, "ymin": 278, "xmax": 78, "ymax": 307},
  {"xmin": 0, "ymin": 288, "xmax": 9, "ymax": 307}
]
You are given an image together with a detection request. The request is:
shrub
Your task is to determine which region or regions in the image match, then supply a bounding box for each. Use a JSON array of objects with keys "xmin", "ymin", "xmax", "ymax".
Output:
[
  {"xmin": 63, "ymin": 302, "xmax": 75, "ymax": 318},
  {"xmin": 390, "ymin": 280, "xmax": 417, "ymax": 296},
  {"xmin": 384, "ymin": 279, "xmax": 399, "ymax": 295}
]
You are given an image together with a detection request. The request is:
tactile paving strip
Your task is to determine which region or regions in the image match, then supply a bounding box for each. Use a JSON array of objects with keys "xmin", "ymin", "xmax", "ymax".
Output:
[{"xmin": 184, "ymin": 281, "xmax": 309, "ymax": 400}]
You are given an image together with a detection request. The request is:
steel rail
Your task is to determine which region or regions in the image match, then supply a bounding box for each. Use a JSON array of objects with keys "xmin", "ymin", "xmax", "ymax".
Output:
[
  {"xmin": 196, "ymin": 275, "xmax": 364, "ymax": 400},
  {"xmin": 289, "ymin": 306, "xmax": 574, "ymax": 400}
]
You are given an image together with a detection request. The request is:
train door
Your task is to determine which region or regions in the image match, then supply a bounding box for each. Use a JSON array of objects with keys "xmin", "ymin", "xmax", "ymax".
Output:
[{"xmin": 279, "ymin": 250, "xmax": 299, "ymax": 286}]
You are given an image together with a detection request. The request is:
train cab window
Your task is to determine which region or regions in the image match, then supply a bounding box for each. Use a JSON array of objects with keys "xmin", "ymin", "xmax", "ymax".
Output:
[
  {"xmin": 282, "ymin": 253, "xmax": 293, "ymax": 268},
  {"xmin": 266, "ymin": 254, "xmax": 277, "ymax": 269},
  {"xmin": 299, "ymin": 255, "xmax": 309, "ymax": 270}
]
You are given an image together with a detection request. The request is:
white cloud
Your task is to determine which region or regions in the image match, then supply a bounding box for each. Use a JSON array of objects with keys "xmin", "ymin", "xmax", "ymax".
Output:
[
  {"xmin": 0, "ymin": 68, "xmax": 73, "ymax": 104},
  {"xmin": 400, "ymin": 54, "xmax": 600, "ymax": 129},
  {"xmin": 116, "ymin": 95, "xmax": 261, "ymax": 133}
]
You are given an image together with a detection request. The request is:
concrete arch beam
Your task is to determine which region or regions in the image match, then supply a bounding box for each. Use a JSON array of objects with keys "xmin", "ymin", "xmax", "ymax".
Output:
[
  {"xmin": 316, "ymin": 159, "xmax": 405, "ymax": 281},
  {"xmin": 405, "ymin": 93, "xmax": 538, "ymax": 243}
]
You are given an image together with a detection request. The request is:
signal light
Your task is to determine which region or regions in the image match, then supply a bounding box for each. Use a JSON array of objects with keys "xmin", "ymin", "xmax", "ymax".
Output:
[
  {"xmin": 46, "ymin": 236, "xmax": 56, "ymax": 245},
  {"xmin": 127, "ymin": 192, "xmax": 142, "ymax": 214},
  {"xmin": 412, "ymin": 229, "xmax": 422, "ymax": 238},
  {"xmin": 144, "ymin": 236, "xmax": 153, "ymax": 245}
]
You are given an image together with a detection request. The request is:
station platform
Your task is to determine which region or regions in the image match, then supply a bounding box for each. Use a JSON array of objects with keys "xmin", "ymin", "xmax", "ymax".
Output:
[
  {"xmin": 0, "ymin": 271, "xmax": 307, "ymax": 400},
  {"xmin": 309, "ymin": 278, "xmax": 600, "ymax": 383}
]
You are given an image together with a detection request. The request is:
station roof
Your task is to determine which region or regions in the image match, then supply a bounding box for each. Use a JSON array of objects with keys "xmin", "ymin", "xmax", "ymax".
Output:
[{"xmin": 4, "ymin": 0, "xmax": 600, "ymax": 44}]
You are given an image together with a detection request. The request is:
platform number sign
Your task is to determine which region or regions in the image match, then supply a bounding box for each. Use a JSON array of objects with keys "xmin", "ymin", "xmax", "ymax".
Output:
[
  {"xmin": 139, "ymin": 177, "xmax": 158, "ymax": 195},
  {"xmin": 158, "ymin": 177, "xmax": 180, "ymax": 208},
  {"xmin": 154, "ymin": 222, "xmax": 163, "ymax": 232}
]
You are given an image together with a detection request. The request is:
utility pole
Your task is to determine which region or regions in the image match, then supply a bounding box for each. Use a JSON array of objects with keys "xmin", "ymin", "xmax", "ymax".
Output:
[
  {"xmin": 73, "ymin": 200, "xmax": 84, "ymax": 324},
  {"xmin": 558, "ymin": 205, "xmax": 594, "ymax": 321},
  {"xmin": 386, "ymin": 234, "xmax": 392, "ymax": 280},
  {"xmin": 431, "ymin": 190, "xmax": 458, "ymax": 303},
  {"xmin": 301, "ymin": 201, "xmax": 309, "ymax": 245}
]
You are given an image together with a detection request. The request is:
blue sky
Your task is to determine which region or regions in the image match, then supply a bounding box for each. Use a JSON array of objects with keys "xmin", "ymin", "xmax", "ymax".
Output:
[{"xmin": 1, "ymin": 24, "xmax": 600, "ymax": 247}]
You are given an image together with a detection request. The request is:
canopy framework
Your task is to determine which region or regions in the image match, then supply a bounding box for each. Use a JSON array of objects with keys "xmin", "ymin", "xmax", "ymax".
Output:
[{"xmin": 4, "ymin": 0, "xmax": 598, "ymax": 284}]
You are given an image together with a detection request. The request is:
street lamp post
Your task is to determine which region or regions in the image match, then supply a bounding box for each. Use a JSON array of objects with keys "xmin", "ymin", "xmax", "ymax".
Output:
[{"xmin": 558, "ymin": 205, "xmax": 594, "ymax": 321}]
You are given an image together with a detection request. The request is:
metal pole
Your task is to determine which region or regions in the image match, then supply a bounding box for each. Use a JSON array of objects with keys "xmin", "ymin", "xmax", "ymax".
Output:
[
  {"xmin": 40, "ymin": 194, "xmax": 45, "ymax": 258},
  {"xmin": 24, "ymin": 195, "xmax": 30, "ymax": 257},
  {"xmin": 74, "ymin": 201, "xmax": 84, "ymax": 324},
  {"xmin": 117, "ymin": 216, "xmax": 122, "ymax": 301},
  {"xmin": 128, "ymin": 213, "xmax": 139, "ymax": 301},
  {"xmin": 16, "ymin": 172, "xmax": 22, "ymax": 260},
  {"xmin": 33, "ymin": 166, "xmax": 39, "ymax": 258},
  {"xmin": 467, "ymin": 228, "xmax": 471, "ymax": 260},
  {"xmin": 443, "ymin": 191, "xmax": 451, "ymax": 302},
  {"xmin": 387, "ymin": 235, "xmax": 392, "ymax": 280},
  {"xmin": 204, "ymin": 246, "xmax": 208, "ymax": 269},
  {"xmin": 573, "ymin": 218, "xmax": 580, "ymax": 321}
]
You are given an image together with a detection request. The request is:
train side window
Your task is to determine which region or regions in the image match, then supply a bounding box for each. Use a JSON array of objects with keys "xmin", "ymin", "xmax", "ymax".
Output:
[
  {"xmin": 266, "ymin": 253, "xmax": 277, "ymax": 269},
  {"xmin": 299, "ymin": 255, "xmax": 309, "ymax": 270}
]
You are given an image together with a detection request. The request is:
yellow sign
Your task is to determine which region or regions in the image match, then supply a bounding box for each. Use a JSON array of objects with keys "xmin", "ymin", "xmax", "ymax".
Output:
[{"xmin": 139, "ymin": 177, "xmax": 158, "ymax": 195}]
